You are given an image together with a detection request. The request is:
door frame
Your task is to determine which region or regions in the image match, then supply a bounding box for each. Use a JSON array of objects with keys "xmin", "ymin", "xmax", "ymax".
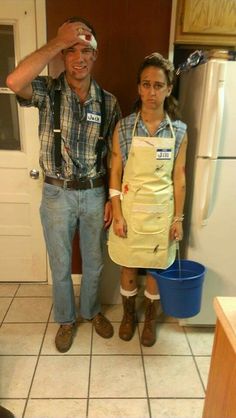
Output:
[{"xmin": 35, "ymin": 0, "xmax": 47, "ymax": 62}]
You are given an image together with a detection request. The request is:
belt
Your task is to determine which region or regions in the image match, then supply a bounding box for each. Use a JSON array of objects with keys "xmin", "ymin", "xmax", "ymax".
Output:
[{"xmin": 44, "ymin": 176, "xmax": 104, "ymax": 190}]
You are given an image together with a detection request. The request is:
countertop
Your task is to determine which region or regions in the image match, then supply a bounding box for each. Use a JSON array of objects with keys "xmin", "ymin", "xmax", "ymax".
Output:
[{"xmin": 214, "ymin": 296, "xmax": 236, "ymax": 353}]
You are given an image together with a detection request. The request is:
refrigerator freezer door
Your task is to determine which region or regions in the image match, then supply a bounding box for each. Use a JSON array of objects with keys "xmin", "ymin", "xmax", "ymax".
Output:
[
  {"xmin": 198, "ymin": 60, "xmax": 236, "ymax": 158},
  {"xmin": 218, "ymin": 61, "xmax": 236, "ymax": 157},
  {"xmin": 183, "ymin": 159, "xmax": 236, "ymax": 325},
  {"xmin": 197, "ymin": 60, "xmax": 226, "ymax": 158},
  {"xmin": 180, "ymin": 60, "xmax": 236, "ymax": 159},
  {"xmin": 179, "ymin": 63, "xmax": 207, "ymax": 160}
]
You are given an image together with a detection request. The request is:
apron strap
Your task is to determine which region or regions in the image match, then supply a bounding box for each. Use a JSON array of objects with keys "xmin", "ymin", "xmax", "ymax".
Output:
[
  {"xmin": 132, "ymin": 112, "xmax": 176, "ymax": 141},
  {"xmin": 131, "ymin": 112, "xmax": 140, "ymax": 137},
  {"xmin": 166, "ymin": 114, "xmax": 176, "ymax": 141}
]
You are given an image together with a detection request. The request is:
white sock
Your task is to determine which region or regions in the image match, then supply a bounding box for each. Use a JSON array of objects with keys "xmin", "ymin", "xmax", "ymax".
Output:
[
  {"xmin": 144, "ymin": 289, "xmax": 160, "ymax": 300},
  {"xmin": 120, "ymin": 286, "xmax": 138, "ymax": 298}
]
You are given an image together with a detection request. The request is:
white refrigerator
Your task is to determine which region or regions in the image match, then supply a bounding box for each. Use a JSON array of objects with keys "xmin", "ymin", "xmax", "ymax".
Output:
[{"xmin": 178, "ymin": 59, "xmax": 236, "ymax": 325}]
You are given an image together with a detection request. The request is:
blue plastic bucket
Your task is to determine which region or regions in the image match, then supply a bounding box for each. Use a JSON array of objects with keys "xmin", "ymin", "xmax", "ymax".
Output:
[{"xmin": 148, "ymin": 260, "xmax": 206, "ymax": 318}]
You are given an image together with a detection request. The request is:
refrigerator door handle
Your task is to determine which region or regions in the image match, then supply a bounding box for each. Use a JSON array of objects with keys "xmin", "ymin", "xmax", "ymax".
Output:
[
  {"xmin": 211, "ymin": 63, "xmax": 226, "ymax": 158},
  {"xmin": 201, "ymin": 159, "xmax": 217, "ymax": 226}
]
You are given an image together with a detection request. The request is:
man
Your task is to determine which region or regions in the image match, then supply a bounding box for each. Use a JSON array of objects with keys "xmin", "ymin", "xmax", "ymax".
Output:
[{"xmin": 6, "ymin": 17, "xmax": 121, "ymax": 352}]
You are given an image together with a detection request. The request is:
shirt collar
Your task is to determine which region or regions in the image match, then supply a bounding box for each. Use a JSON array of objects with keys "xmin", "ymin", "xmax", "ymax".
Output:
[
  {"xmin": 159, "ymin": 114, "xmax": 171, "ymax": 130},
  {"xmin": 138, "ymin": 112, "xmax": 176, "ymax": 136},
  {"xmin": 59, "ymin": 73, "xmax": 102, "ymax": 104},
  {"xmin": 158, "ymin": 114, "xmax": 179, "ymax": 131}
]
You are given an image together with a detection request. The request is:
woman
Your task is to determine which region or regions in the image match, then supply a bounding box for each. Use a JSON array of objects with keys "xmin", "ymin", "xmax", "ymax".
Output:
[{"xmin": 108, "ymin": 53, "xmax": 187, "ymax": 346}]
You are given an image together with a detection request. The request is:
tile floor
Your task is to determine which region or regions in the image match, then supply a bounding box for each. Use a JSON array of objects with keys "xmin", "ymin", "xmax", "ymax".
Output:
[{"xmin": 0, "ymin": 283, "xmax": 215, "ymax": 418}]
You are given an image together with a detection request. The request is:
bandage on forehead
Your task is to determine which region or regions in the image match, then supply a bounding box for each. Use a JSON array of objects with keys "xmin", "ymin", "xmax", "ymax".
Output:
[{"xmin": 79, "ymin": 34, "xmax": 97, "ymax": 50}]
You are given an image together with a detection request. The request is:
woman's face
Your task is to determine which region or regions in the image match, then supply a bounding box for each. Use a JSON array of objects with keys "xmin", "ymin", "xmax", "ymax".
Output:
[{"xmin": 138, "ymin": 65, "xmax": 172, "ymax": 111}]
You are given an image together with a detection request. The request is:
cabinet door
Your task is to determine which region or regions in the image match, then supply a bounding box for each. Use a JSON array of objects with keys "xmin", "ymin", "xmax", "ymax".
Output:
[{"xmin": 175, "ymin": 0, "xmax": 236, "ymax": 45}]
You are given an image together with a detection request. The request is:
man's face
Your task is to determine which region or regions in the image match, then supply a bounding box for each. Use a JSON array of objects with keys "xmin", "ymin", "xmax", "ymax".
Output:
[{"xmin": 62, "ymin": 43, "xmax": 97, "ymax": 83}]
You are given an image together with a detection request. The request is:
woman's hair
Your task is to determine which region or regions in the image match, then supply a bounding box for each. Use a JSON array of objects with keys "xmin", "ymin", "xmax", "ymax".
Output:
[{"xmin": 134, "ymin": 52, "xmax": 181, "ymax": 120}]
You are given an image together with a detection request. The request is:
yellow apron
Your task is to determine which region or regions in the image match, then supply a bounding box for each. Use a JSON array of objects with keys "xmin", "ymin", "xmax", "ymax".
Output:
[{"xmin": 108, "ymin": 112, "xmax": 176, "ymax": 269}]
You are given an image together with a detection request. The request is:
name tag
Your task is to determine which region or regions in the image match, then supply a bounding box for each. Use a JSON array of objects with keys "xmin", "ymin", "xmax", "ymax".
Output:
[
  {"xmin": 86, "ymin": 112, "xmax": 101, "ymax": 123},
  {"xmin": 156, "ymin": 148, "xmax": 172, "ymax": 160}
]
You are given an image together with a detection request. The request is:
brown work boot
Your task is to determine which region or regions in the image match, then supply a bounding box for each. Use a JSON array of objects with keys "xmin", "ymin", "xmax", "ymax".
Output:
[
  {"xmin": 141, "ymin": 297, "xmax": 160, "ymax": 347},
  {"xmin": 55, "ymin": 323, "xmax": 76, "ymax": 353},
  {"xmin": 92, "ymin": 313, "xmax": 114, "ymax": 338},
  {"xmin": 119, "ymin": 295, "xmax": 136, "ymax": 341}
]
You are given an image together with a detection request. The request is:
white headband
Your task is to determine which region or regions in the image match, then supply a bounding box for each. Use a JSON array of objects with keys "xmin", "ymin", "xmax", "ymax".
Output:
[{"xmin": 79, "ymin": 34, "xmax": 97, "ymax": 50}]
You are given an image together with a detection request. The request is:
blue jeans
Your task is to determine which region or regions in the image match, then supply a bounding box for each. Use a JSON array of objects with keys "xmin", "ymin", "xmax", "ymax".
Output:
[{"xmin": 40, "ymin": 183, "xmax": 106, "ymax": 323}]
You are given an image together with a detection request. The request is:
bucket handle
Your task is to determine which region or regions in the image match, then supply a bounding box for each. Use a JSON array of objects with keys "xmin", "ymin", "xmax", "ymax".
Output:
[{"xmin": 176, "ymin": 240, "xmax": 182, "ymax": 280}]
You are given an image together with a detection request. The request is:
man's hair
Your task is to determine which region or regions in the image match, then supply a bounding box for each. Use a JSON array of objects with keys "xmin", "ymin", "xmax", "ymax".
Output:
[{"xmin": 63, "ymin": 16, "xmax": 96, "ymax": 39}]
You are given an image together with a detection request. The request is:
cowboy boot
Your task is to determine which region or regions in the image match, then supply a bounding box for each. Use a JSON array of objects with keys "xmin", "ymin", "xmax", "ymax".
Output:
[
  {"xmin": 141, "ymin": 296, "xmax": 160, "ymax": 347},
  {"xmin": 119, "ymin": 295, "xmax": 137, "ymax": 341}
]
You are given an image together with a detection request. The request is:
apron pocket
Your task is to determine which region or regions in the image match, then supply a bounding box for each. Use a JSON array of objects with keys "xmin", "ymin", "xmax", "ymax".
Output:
[{"xmin": 131, "ymin": 203, "xmax": 168, "ymax": 235}]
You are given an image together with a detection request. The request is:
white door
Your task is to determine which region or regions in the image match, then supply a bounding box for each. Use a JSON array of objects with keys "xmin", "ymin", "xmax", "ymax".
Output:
[{"xmin": 0, "ymin": 0, "xmax": 47, "ymax": 281}]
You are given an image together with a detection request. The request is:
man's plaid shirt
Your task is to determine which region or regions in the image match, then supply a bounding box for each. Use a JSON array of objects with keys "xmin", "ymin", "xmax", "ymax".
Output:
[{"xmin": 17, "ymin": 73, "xmax": 121, "ymax": 179}]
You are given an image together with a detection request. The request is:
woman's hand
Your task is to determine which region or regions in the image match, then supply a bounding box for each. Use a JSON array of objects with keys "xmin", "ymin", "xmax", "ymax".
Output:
[
  {"xmin": 170, "ymin": 221, "xmax": 183, "ymax": 241},
  {"xmin": 113, "ymin": 216, "xmax": 127, "ymax": 238}
]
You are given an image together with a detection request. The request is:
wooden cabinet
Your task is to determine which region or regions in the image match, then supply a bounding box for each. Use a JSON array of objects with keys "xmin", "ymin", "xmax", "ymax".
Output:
[
  {"xmin": 175, "ymin": 0, "xmax": 236, "ymax": 46},
  {"xmin": 203, "ymin": 297, "xmax": 236, "ymax": 418}
]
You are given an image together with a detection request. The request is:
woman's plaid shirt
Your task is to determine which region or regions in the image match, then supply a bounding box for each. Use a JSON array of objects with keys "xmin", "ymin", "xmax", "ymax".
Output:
[{"xmin": 118, "ymin": 112, "xmax": 187, "ymax": 167}]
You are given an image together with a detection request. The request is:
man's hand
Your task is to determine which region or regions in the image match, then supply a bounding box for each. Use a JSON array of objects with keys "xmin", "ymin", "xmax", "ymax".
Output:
[
  {"xmin": 57, "ymin": 21, "xmax": 92, "ymax": 50},
  {"xmin": 104, "ymin": 201, "xmax": 113, "ymax": 229}
]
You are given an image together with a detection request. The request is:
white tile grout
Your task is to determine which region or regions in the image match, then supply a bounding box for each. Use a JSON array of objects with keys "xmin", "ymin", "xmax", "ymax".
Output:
[{"xmin": 0, "ymin": 284, "xmax": 213, "ymax": 418}]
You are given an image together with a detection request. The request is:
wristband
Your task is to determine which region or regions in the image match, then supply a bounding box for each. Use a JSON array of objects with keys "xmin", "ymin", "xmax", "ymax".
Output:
[
  {"xmin": 79, "ymin": 34, "xmax": 97, "ymax": 50},
  {"xmin": 109, "ymin": 188, "xmax": 121, "ymax": 199}
]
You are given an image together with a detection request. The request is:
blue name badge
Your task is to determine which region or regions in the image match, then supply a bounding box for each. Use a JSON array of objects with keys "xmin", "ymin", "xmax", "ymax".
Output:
[
  {"xmin": 86, "ymin": 112, "xmax": 101, "ymax": 124},
  {"xmin": 156, "ymin": 148, "xmax": 172, "ymax": 160}
]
